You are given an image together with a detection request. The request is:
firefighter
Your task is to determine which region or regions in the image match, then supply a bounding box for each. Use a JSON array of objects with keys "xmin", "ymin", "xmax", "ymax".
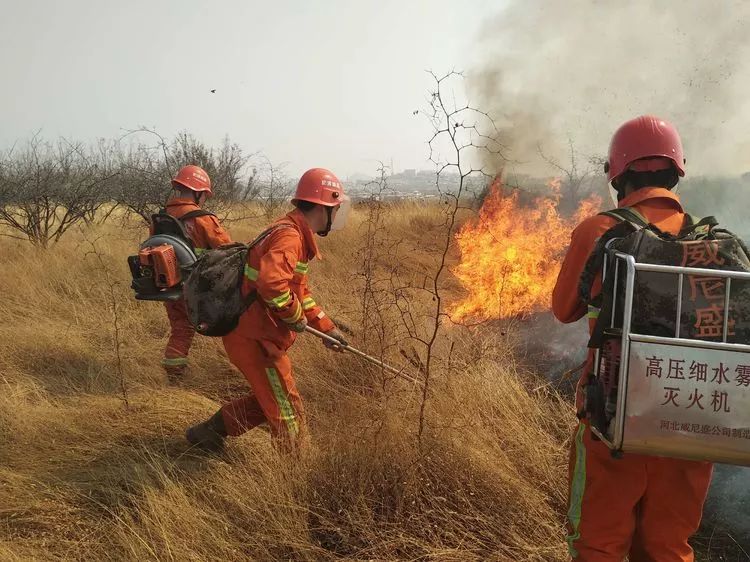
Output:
[
  {"xmin": 185, "ymin": 167, "xmax": 349, "ymax": 451},
  {"xmin": 552, "ymin": 116, "xmax": 713, "ymax": 561},
  {"xmin": 158, "ymin": 165, "xmax": 232, "ymax": 382}
]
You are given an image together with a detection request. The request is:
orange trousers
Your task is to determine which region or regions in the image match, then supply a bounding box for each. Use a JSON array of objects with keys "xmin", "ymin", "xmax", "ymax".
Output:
[
  {"xmin": 163, "ymin": 300, "xmax": 195, "ymax": 374},
  {"xmin": 220, "ymin": 331, "xmax": 304, "ymax": 441},
  {"xmin": 567, "ymin": 422, "xmax": 713, "ymax": 561}
]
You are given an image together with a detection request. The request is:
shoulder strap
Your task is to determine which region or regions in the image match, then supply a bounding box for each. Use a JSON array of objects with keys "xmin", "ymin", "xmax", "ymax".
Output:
[
  {"xmin": 599, "ymin": 207, "xmax": 649, "ymax": 228},
  {"xmin": 249, "ymin": 223, "xmax": 296, "ymax": 249},
  {"xmin": 238, "ymin": 224, "xmax": 297, "ymax": 307},
  {"xmin": 679, "ymin": 214, "xmax": 718, "ymax": 238},
  {"xmin": 578, "ymin": 207, "xmax": 644, "ymax": 304},
  {"xmin": 149, "ymin": 210, "xmax": 196, "ymax": 251},
  {"xmin": 179, "ymin": 209, "xmax": 216, "ymax": 221}
]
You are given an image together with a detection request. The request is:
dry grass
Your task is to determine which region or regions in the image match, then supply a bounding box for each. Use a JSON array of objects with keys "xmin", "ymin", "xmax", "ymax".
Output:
[{"xmin": 0, "ymin": 201, "xmax": 684, "ymax": 560}]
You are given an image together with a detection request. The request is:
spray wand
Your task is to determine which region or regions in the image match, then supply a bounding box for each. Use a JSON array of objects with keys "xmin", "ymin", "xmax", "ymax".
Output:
[{"xmin": 304, "ymin": 326, "xmax": 423, "ymax": 388}]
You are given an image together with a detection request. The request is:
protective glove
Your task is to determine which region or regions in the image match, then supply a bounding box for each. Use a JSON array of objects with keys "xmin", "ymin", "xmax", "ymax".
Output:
[
  {"xmin": 288, "ymin": 315, "xmax": 308, "ymax": 333},
  {"xmin": 323, "ymin": 327, "xmax": 348, "ymax": 352}
]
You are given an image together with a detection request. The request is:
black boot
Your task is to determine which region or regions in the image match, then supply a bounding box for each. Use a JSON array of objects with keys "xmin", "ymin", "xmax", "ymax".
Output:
[
  {"xmin": 186, "ymin": 410, "xmax": 227, "ymax": 452},
  {"xmin": 165, "ymin": 365, "xmax": 186, "ymax": 386}
]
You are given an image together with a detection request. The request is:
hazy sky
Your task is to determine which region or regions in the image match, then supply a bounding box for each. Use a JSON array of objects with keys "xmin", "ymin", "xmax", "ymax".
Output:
[{"xmin": 0, "ymin": 0, "xmax": 498, "ymax": 178}]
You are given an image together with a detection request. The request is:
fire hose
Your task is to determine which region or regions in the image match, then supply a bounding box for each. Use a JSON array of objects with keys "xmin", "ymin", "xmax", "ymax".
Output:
[{"xmin": 304, "ymin": 326, "xmax": 423, "ymax": 388}]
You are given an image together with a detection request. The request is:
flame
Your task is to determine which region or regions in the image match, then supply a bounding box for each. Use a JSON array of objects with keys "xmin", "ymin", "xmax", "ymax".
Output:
[{"xmin": 451, "ymin": 177, "xmax": 601, "ymax": 320}]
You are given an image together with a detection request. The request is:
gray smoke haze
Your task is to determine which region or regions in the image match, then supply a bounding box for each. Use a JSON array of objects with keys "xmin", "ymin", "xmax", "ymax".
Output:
[{"xmin": 470, "ymin": 0, "xmax": 750, "ymax": 178}]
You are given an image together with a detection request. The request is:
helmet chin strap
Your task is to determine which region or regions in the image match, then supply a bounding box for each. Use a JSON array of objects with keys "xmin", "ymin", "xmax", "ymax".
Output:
[{"xmin": 316, "ymin": 206, "xmax": 333, "ymax": 237}]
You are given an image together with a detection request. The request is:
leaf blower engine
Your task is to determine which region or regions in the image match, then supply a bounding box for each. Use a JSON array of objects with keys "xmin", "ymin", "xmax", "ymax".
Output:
[{"xmin": 128, "ymin": 234, "xmax": 197, "ymax": 301}]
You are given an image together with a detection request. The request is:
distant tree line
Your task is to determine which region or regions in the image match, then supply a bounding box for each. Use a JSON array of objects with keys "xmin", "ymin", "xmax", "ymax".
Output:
[{"xmin": 0, "ymin": 130, "xmax": 294, "ymax": 247}]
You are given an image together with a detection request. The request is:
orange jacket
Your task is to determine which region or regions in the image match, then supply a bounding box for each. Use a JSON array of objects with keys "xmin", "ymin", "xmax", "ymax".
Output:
[
  {"xmin": 552, "ymin": 187, "xmax": 687, "ymax": 406},
  {"xmin": 238, "ymin": 208, "xmax": 335, "ymax": 348},
  {"xmin": 159, "ymin": 198, "xmax": 232, "ymax": 253}
]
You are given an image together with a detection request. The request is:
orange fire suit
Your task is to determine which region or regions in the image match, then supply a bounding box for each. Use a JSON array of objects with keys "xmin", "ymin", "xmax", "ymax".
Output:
[
  {"xmin": 220, "ymin": 208, "xmax": 336, "ymax": 442},
  {"xmin": 552, "ymin": 187, "xmax": 713, "ymax": 561},
  {"xmin": 158, "ymin": 198, "xmax": 232, "ymax": 376}
]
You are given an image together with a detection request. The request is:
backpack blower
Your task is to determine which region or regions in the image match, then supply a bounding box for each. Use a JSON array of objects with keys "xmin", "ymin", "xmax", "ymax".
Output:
[{"xmin": 128, "ymin": 209, "xmax": 212, "ymax": 301}]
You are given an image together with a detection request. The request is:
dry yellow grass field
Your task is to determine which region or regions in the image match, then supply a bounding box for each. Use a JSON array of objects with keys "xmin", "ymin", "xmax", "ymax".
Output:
[{"xmin": 2, "ymin": 202, "xmax": 735, "ymax": 561}]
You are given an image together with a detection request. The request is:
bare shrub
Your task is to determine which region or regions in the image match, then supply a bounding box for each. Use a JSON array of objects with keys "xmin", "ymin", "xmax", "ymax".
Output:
[{"xmin": 0, "ymin": 135, "xmax": 118, "ymax": 247}]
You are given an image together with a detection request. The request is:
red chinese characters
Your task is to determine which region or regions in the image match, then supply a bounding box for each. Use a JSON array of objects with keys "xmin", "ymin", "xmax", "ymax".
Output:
[{"xmin": 682, "ymin": 241, "xmax": 733, "ymax": 339}]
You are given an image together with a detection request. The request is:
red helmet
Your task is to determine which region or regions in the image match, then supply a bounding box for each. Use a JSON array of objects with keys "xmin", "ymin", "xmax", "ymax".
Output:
[
  {"xmin": 606, "ymin": 115, "xmax": 686, "ymax": 184},
  {"xmin": 292, "ymin": 168, "xmax": 345, "ymax": 207},
  {"xmin": 172, "ymin": 165, "xmax": 212, "ymax": 196}
]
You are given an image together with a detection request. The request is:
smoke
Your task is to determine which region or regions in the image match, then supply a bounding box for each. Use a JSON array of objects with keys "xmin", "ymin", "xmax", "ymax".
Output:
[
  {"xmin": 702, "ymin": 465, "xmax": 750, "ymax": 550},
  {"xmin": 520, "ymin": 312, "xmax": 588, "ymax": 392},
  {"xmin": 470, "ymin": 0, "xmax": 750, "ymax": 178}
]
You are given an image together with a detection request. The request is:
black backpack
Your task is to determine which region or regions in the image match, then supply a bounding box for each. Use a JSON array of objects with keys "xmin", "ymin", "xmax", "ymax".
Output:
[{"xmin": 183, "ymin": 224, "xmax": 295, "ymax": 337}]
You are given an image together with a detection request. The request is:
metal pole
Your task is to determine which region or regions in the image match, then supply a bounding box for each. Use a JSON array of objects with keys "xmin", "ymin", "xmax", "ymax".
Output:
[
  {"xmin": 675, "ymin": 273, "xmax": 683, "ymax": 338},
  {"xmin": 723, "ymin": 278, "xmax": 732, "ymax": 343},
  {"xmin": 304, "ymin": 326, "xmax": 422, "ymax": 387},
  {"xmin": 612, "ymin": 254, "xmax": 637, "ymax": 450}
]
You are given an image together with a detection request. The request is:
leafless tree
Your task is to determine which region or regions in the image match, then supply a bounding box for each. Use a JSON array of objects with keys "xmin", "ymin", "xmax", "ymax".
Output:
[
  {"xmin": 241, "ymin": 155, "xmax": 295, "ymax": 218},
  {"xmin": 376, "ymin": 71, "xmax": 507, "ymax": 444},
  {"xmin": 0, "ymin": 135, "xmax": 118, "ymax": 247},
  {"xmin": 112, "ymin": 129, "xmax": 252, "ymax": 223},
  {"xmin": 538, "ymin": 138, "xmax": 606, "ymax": 214}
]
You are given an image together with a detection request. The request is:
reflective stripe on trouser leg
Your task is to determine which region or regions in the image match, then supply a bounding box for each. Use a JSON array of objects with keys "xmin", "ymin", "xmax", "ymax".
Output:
[
  {"xmin": 222, "ymin": 333, "xmax": 305, "ymax": 440},
  {"xmin": 565, "ymin": 422, "xmax": 643, "ymax": 561},
  {"xmin": 265, "ymin": 367, "xmax": 299, "ymax": 437},
  {"xmin": 162, "ymin": 357, "xmax": 188, "ymax": 367},
  {"xmin": 567, "ymin": 422, "xmax": 587, "ymax": 558}
]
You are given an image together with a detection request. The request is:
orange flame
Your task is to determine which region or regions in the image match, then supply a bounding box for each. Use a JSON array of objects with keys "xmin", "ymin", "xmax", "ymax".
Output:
[{"xmin": 451, "ymin": 178, "xmax": 601, "ymax": 320}]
